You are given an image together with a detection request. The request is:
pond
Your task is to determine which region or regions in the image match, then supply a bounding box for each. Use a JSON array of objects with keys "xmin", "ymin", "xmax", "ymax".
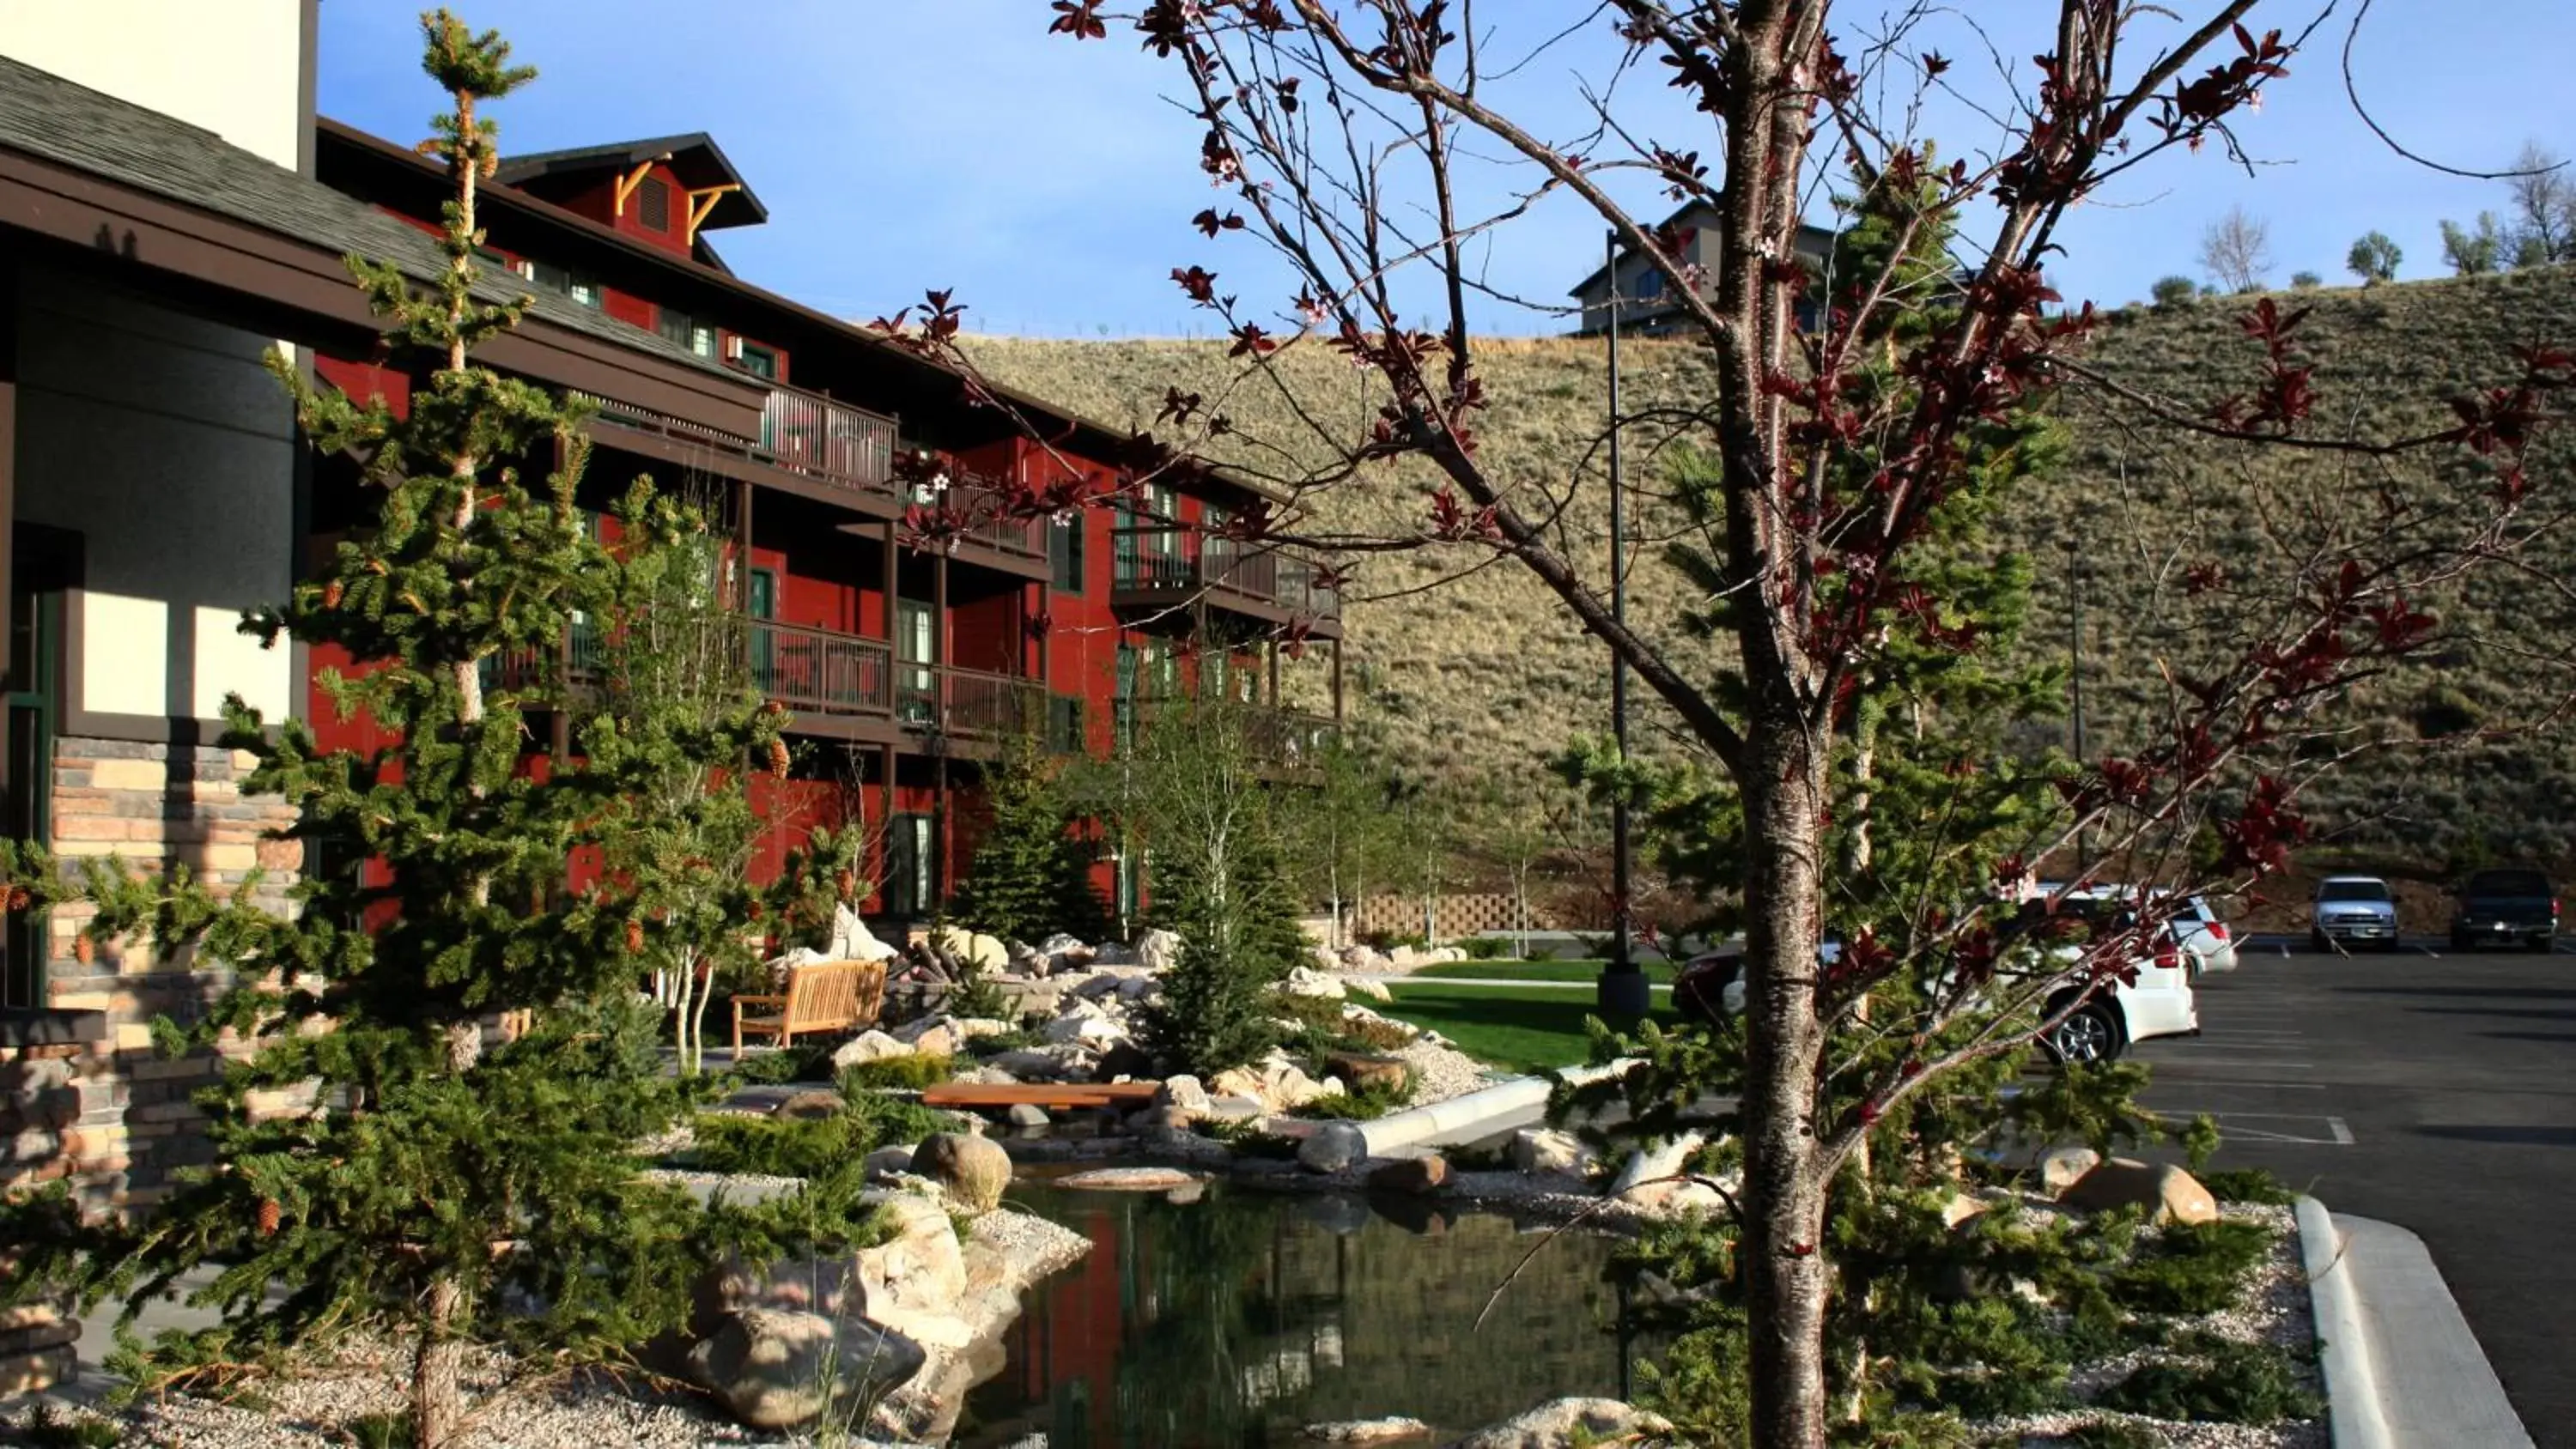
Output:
[{"xmin": 955, "ymin": 1174, "xmax": 1655, "ymax": 1448}]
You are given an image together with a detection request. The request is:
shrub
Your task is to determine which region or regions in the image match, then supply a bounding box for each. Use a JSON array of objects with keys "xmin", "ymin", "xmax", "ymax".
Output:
[
  {"xmin": 2202, "ymin": 1167, "xmax": 2298, "ymax": 1206},
  {"xmin": 2097, "ymin": 1334, "xmax": 2321, "ymax": 1425},
  {"xmin": 837, "ymin": 1053, "xmax": 955, "ymax": 1091},
  {"xmin": 730, "ymin": 1043, "xmax": 835, "ymax": 1085},
  {"xmin": 2149, "ymin": 274, "xmax": 2200, "ymax": 308},
  {"xmin": 1285, "ymin": 1078, "xmax": 1412, "ymax": 1121},
  {"xmin": 2290, "ymin": 270, "xmax": 2323, "ymax": 289},
  {"xmin": 963, "ymin": 1027, "xmax": 1044, "ymax": 1058},
  {"xmin": 2110, "ymin": 1217, "xmax": 2275, "ymax": 1314},
  {"xmin": 694, "ymin": 1092, "xmax": 960, "ymax": 1177},
  {"xmin": 1460, "ymin": 936, "xmax": 1512, "ymax": 960},
  {"xmin": 2067, "ymin": 1419, "xmax": 2160, "ymax": 1449}
]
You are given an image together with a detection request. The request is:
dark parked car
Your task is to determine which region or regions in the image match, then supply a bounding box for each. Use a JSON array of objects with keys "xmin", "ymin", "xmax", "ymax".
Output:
[{"xmin": 2449, "ymin": 868, "xmax": 2561, "ymax": 953}]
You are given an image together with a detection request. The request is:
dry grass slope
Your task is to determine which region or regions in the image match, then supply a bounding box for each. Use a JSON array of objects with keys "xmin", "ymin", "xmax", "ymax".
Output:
[{"xmin": 969, "ymin": 266, "xmax": 2576, "ymax": 868}]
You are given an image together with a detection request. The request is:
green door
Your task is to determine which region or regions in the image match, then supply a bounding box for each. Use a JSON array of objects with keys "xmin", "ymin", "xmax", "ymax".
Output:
[
  {"xmin": 896, "ymin": 599, "xmax": 935, "ymax": 724},
  {"xmin": 747, "ymin": 567, "xmax": 778, "ymax": 693},
  {"xmin": 3, "ymin": 543, "xmax": 62, "ymax": 1009}
]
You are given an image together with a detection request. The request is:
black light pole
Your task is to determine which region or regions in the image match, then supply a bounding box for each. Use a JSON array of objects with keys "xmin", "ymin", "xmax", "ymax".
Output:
[
  {"xmin": 1599, "ymin": 230, "xmax": 1649, "ymax": 1021},
  {"xmin": 2067, "ymin": 537, "xmax": 2088, "ymax": 870}
]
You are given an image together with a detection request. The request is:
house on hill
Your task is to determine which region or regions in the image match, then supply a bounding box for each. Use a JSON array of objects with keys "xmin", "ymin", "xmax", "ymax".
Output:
[{"xmin": 1569, "ymin": 198, "xmax": 1838, "ymax": 336}]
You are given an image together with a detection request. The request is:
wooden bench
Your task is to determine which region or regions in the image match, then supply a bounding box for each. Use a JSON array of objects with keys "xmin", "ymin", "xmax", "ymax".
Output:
[{"xmin": 732, "ymin": 959, "xmax": 886, "ymax": 1055}]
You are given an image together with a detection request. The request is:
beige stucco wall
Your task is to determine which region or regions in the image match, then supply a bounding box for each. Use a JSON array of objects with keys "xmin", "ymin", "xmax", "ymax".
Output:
[
  {"xmin": 11, "ymin": 266, "xmax": 298, "ymax": 725},
  {"xmin": 0, "ymin": 0, "xmax": 310, "ymax": 170}
]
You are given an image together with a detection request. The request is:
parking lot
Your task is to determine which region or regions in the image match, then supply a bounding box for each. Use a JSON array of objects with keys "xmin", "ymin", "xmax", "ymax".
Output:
[{"xmin": 2131, "ymin": 937, "xmax": 2576, "ymax": 1447}]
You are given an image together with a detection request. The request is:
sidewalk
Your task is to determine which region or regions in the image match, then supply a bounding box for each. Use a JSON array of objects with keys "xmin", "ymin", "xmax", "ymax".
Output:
[{"xmin": 2305, "ymin": 1198, "xmax": 2534, "ymax": 1449}]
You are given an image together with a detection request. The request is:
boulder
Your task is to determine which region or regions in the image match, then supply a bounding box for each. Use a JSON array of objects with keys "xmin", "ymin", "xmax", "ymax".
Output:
[
  {"xmin": 1201, "ymin": 1094, "xmax": 1268, "ymax": 1123},
  {"xmin": 1138, "ymin": 927, "xmax": 1184, "ymax": 973},
  {"xmin": 990, "ymin": 1049, "xmax": 1076, "ymax": 1082},
  {"xmin": 2038, "ymin": 1144, "xmax": 2104, "ymax": 1197},
  {"xmin": 1044, "ymin": 1011, "xmax": 1128, "ymax": 1049},
  {"xmin": 832, "ymin": 1030, "xmax": 913, "ymax": 1069},
  {"xmin": 915, "ymin": 1133, "xmax": 1014, "ymax": 1213},
  {"xmin": 1005, "ymin": 1103, "xmax": 1051, "ymax": 1129},
  {"xmin": 1208, "ymin": 1065, "xmax": 1266, "ymax": 1104},
  {"xmin": 1388, "ymin": 945, "xmax": 1419, "ymax": 968},
  {"xmin": 1092, "ymin": 1043, "xmax": 1156, "ymax": 1083},
  {"xmin": 773, "ymin": 1088, "xmax": 846, "ymax": 1121},
  {"xmin": 1284, "ymin": 966, "xmax": 1347, "ymax": 1000},
  {"xmin": 1324, "ymin": 1052, "xmax": 1410, "ymax": 1098},
  {"xmin": 1510, "ymin": 1129, "xmax": 1599, "ymax": 1177},
  {"xmin": 687, "ymin": 1309, "xmax": 842, "ymax": 1429},
  {"xmin": 1058, "ymin": 1167, "xmax": 1204, "ymax": 1191},
  {"xmin": 1443, "ymin": 1398, "xmax": 1672, "ymax": 1449},
  {"xmin": 1339, "ymin": 944, "xmax": 1393, "ymax": 973},
  {"xmin": 1038, "ymin": 932, "xmax": 1094, "ymax": 973},
  {"xmin": 1312, "ymin": 943, "xmax": 1345, "ymax": 973},
  {"xmin": 1298, "ymin": 1121, "xmax": 1370, "ymax": 1173},
  {"xmin": 1307, "ymin": 1417, "xmax": 1434, "ymax": 1445},
  {"xmin": 906, "ymin": 1024, "xmax": 959, "ymax": 1060},
  {"xmin": 1426, "ymin": 946, "xmax": 1469, "ymax": 964},
  {"xmin": 851, "ymin": 1195, "xmax": 973, "ymax": 1346},
  {"xmin": 1609, "ymin": 1131, "xmax": 1724, "ymax": 1212},
  {"xmin": 1158, "ymin": 1075, "xmax": 1212, "ymax": 1115},
  {"xmin": 1091, "ymin": 941, "xmax": 1139, "ymax": 967},
  {"xmin": 1117, "ymin": 973, "xmax": 1163, "ymax": 1003},
  {"xmin": 894, "ymin": 1014, "xmax": 1008, "ymax": 1046},
  {"xmin": 863, "ymin": 1144, "xmax": 916, "ymax": 1180},
  {"xmin": 2060, "ymin": 1158, "xmax": 2220, "ymax": 1226},
  {"xmin": 1369, "ymin": 1155, "xmax": 1449, "ymax": 1195},
  {"xmin": 1344, "ymin": 975, "xmax": 1394, "ymax": 1003}
]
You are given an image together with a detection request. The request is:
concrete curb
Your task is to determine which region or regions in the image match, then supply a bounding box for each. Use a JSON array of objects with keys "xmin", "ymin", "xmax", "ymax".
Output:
[
  {"xmin": 1297, "ymin": 1058, "xmax": 1636, "ymax": 1171},
  {"xmin": 2299, "ymin": 1195, "xmax": 2392, "ymax": 1449},
  {"xmin": 2299, "ymin": 1196, "xmax": 2535, "ymax": 1449}
]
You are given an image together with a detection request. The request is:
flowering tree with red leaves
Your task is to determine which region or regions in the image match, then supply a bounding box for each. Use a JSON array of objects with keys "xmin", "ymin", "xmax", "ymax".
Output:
[{"xmin": 865, "ymin": 4, "xmax": 2574, "ymax": 1441}]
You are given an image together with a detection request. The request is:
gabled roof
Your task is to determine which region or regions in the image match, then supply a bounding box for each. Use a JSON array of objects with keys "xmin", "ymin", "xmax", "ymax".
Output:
[
  {"xmin": 0, "ymin": 53, "xmax": 726, "ymax": 379},
  {"xmin": 1567, "ymin": 197, "xmax": 1838, "ymax": 298},
  {"xmin": 495, "ymin": 132, "xmax": 768, "ymax": 231}
]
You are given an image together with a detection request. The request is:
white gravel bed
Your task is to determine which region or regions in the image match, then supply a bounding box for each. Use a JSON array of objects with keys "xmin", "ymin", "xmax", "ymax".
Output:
[
  {"xmin": 1982, "ymin": 1201, "xmax": 2324, "ymax": 1449},
  {"xmin": 1392, "ymin": 1037, "xmax": 1500, "ymax": 1105},
  {"xmin": 968, "ymin": 1203, "xmax": 1092, "ymax": 1279}
]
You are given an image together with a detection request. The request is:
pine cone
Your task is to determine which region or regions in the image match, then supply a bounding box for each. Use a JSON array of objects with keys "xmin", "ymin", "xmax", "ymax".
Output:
[
  {"xmin": 624, "ymin": 919, "xmax": 646, "ymax": 955},
  {"xmin": 322, "ymin": 580, "xmax": 345, "ymax": 610},
  {"xmin": 257, "ymin": 1197, "xmax": 283, "ymax": 1236},
  {"xmin": 763, "ymin": 698, "xmax": 786, "ymax": 716},
  {"xmin": 74, "ymin": 931, "xmax": 94, "ymax": 965},
  {"xmin": 835, "ymin": 870, "xmax": 856, "ymax": 900},
  {"xmin": 745, "ymin": 901, "xmax": 764, "ymax": 922},
  {"xmin": 5, "ymin": 887, "xmax": 27, "ymax": 912},
  {"xmin": 767, "ymin": 740, "xmax": 791, "ymax": 779}
]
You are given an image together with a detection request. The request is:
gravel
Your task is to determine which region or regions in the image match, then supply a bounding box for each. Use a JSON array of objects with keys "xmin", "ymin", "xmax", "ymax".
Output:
[{"xmin": 1391, "ymin": 1037, "xmax": 1499, "ymax": 1106}]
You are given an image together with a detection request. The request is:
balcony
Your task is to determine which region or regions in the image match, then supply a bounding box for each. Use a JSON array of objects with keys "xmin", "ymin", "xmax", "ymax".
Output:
[
  {"xmin": 1111, "ymin": 696, "xmax": 1339, "ymax": 774},
  {"xmin": 1111, "ymin": 527, "xmax": 1342, "ymax": 628},
  {"xmin": 571, "ymin": 384, "xmax": 899, "ymax": 499}
]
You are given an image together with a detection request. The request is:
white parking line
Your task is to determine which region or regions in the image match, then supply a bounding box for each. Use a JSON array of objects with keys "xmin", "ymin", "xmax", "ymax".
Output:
[
  {"xmin": 2147, "ymin": 1078, "xmax": 2326, "ymax": 1089},
  {"xmin": 2152, "ymin": 1111, "xmax": 2354, "ymax": 1145}
]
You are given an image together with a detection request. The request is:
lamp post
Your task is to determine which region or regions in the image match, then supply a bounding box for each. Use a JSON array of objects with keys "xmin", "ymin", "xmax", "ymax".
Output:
[
  {"xmin": 2066, "ymin": 537, "xmax": 2088, "ymax": 870},
  {"xmin": 1598, "ymin": 229, "xmax": 1650, "ymax": 1022}
]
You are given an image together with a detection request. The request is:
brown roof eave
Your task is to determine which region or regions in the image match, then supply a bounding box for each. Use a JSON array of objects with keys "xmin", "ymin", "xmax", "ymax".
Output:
[
  {"xmin": 315, "ymin": 118, "xmax": 1291, "ymax": 507},
  {"xmin": 0, "ymin": 142, "xmax": 765, "ymax": 440}
]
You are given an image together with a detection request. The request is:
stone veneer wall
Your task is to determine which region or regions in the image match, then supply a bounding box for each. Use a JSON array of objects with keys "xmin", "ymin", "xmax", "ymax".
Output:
[
  {"xmin": 3, "ymin": 736, "xmax": 301, "ymax": 1212},
  {"xmin": 0, "ymin": 737, "xmax": 300, "ymax": 1392}
]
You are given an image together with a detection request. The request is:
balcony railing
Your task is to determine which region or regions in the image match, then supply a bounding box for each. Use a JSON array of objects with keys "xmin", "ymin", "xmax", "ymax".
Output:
[
  {"xmin": 1111, "ymin": 695, "xmax": 1339, "ymax": 771},
  {"xmin": 570, "ymin": 385, "xmax": 898, "ymax": 497},
  {"xmin": 1111, "ymin": 527, "xmax": 1341, "ymax": 620},
  {"xmin": 750, "ymin": 619, "xmax": 892, "ymax": 718},
  {"xmin": 759, "ymin": 386, "xmax": 898, "ymax": 493}
]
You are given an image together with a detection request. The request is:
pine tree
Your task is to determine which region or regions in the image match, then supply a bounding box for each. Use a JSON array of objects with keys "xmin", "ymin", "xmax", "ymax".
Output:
[
  {"xmin": 947, "ymin": 730, "xmax": 1109, "ymax": 947},
  {"xmin": 0, "ymin": 17, "xmax": 870, "ymax": 1444}
]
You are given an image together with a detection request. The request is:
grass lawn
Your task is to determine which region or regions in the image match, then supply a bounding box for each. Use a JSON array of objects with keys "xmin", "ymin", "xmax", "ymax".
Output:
[
  {"xmin": 1377, "ymin": 981, "xmax": 1686, "ymax": 1074},
  {"xmin": 1406, "ymin": 958, "xmax": 1675, "ymax": 984}
]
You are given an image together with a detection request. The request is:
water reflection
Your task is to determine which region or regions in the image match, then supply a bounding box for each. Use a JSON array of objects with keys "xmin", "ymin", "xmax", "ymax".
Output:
[{"xmin": 959, "ymin": 1179, "xmax": 1646, "ymax": 1447}]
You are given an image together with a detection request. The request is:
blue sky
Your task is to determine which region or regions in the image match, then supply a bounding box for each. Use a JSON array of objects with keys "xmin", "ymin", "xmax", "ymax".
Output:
[{"xmin": 318, "ymin": 1, "xmax": 2576, "ymax": 337}]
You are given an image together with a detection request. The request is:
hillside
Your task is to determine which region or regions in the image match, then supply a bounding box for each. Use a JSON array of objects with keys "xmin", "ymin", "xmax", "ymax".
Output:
[{"xmin": 968, "ymin": 268, "xmax": 2576, "ymax": 869}]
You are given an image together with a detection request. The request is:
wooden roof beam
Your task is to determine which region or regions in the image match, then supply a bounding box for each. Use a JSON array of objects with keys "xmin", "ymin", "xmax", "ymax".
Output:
[{"xmin": 685, "ymin": 182, "xmax": 742, "ymax": 243}]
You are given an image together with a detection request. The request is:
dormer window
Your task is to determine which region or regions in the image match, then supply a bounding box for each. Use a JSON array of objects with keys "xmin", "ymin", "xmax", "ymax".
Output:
[
  {"xmin": 519, "ymin": 258, "xmax": 599, "ymax": 309},
  {"xmin": 658, "ymin": 306, "xmax": 719, "ymax": 358},
  {"xmin": 732, "ymin": 341, "xmax": 780, "ymax": 380}
]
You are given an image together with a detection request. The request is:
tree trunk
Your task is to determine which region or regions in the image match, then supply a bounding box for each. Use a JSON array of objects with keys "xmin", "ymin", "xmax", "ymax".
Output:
[
  {"xmin": 1738, "ymin": 712, "xmax": 1836, "ymax": 1449},
  {"xmin": 412, "ymin": 1277, "xmax": 465, "ymax": 1449}
]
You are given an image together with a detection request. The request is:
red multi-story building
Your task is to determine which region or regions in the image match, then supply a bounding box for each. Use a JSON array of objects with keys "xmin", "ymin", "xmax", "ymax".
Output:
[{"xmin": 306, "ymin": 121, "xmax": 1347, "ymax": 923}]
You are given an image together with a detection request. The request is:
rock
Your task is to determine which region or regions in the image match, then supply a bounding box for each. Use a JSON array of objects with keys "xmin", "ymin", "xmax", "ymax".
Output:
[
  {"xmin": 991, "ymin": 1049, "xmax": 1074, "ymax": 1082},
  {"xmin": 687, "ymin": 1309, "xmax": 835, "ymax": 1428},
  {"xmin": 1307, "ymin": 1417, "xmax": 1433, "ymax": 1444},
  {"xmin": 863, "ymin": 1144, "xmax": 916, "ymax": 1180},
  {"xmin": 1609, "ymin": 1131, "xmax": 1722, "ymax": 1212},
  {"xmin": 773, "ymin": 1088, "xmax": 847, "ymax": 1120},
  {"xmin": 1202, "ymin": 1094, "xmax": 1267, "ymax": 1122},
  {"xmin": 1091, "ymin": 941, "xmax": 1138, "ymax": 967},
  {"xmin": 1339, "ymin": 944, "xmax": 1393, "ymax": 973},
  {"xmin": 2038, "ymin": 1144, "xmax": 2103, "ymax": 1197},
  {"xmin": 1128, "ymin": 1105, "xmax": 1194, "ymax": 1138},
  {"xmin": 1093, "ymin": 1043, "xmax": 1155, "ymax": 1082},
  {"xmin": 2060, "ymin": 1158, "xmax": 2220, "ymax": 1226},
  {"xmin": 1158, "ymin": 1075, "xmax": 1212, "ymax": 1114},
  {"xmin": 1044, "ymin": 1011, "xmax": 1129, "ymax": 1048},
  {"xmin": 852, "ymin": 1195, "xmax": 973, "ymax": 1344},
  {"xmin": 933, "ymin": 926, "xmax": 1012, "ymax": 973},
  {"xmin": 1368, "ymin": 1155, "xmax": 1449, "ymax": 1195},
  {"xmin": 1116, "ymin": 974, "xmax": 1163, "ymax": 1003},
  {"xmin": 832, "ymin": 1030, "xmax": 913, "ymax": 1069},
  {"xmin": 1165, "ymin": 1181, "xmax": 1206, "ymax": 1205},
  {"xmin": 1388, "ymin": 944, "xmax": 1419, "ymax": 968},
  {"xmin": 1298, "ymin": 1122, "xmax": 1369, "ymax": 1173},
  {"xmin": 1426, "ymin": 946, "xmax": 1468, "ymax": 964},
  {"xmin": 1006, "ymin": 1103, "xmax": 1052, "ymax": 1129},
  {"xmin": 1443, "ymin": 1398, "xmax": 1672, "ymax": 1449},
  {"xmin": 1324, "ymin": 1052, "xmax": 1410, "ymax": 1098},
  {"xmin": 1941, "ymin": 1191, "xmax": 1990, "ymax": 1228},
  {"xmin": 895, "ymin": 1014, "xmax": 1008, "ymax": 1046},
  {"xmin": 1038, "ymin": 932, "xmax": 1094, "ymax": 973},
  {"xmin": 906, "ymin": 1024, "xmax": 959, "ymax": 1059},
  {"xmin": 1007, "ymin": 941, "xmax": 1044, "ymax": 974},
  {"xmin": 1344, "ymin": 975, "xmax": 1393, "ymax": 1003},
  {"xmin": 1510, "ymin": 1128, "xmax": 1599, "ymax": 1177},
  {"xmin": 1312, "ymin": 943, "xmax": 1344, "ymax": 972},
  {"xmin": 1138, "ymin": 927, "xmax": 1184, "ymax": 973},
  {"xmin": 915, "ymin": 1133, "xmax": 1014, "ymax": 1213},
  {"xmin": 1285, "ymin": 965, "xmax": 1348, "ymax": 999},
  {"xmin": 1059, "ymin": 1167, "xmax": 1204, "ymax": 1191},
  {"xmin": 1209, "ymin": 1065, "xmax": 1266, "ymax": 1103}
]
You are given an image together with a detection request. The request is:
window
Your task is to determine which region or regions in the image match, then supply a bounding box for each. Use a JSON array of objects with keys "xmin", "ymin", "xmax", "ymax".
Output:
[
  {"xmin": 735, "ymin": 342, "xmax": 781, "ymax": 380},
  {"xmin": 1048, "ymin": 515, "xmax": 1084, "ymax": 593},
  {"xmin": 747, "ymin": 568, "xmax": 777, "ymax": 686},
  {"xmin": 1047, "ymin": 696, "xmax": 1084, "ymax": 756},
  {"xmin": 884, "ymin": 813, "xmax": 938, "ymax": 917},
  {"xmin": 637, "ymin": 176, "xmax": 671, "ymax": 232},
  {"xmin": 1633, "ymin": 268, "xmax": 1665, "ymax": 300},
  {"xmin": 520, "ymin": 258, "xmax": 600, "ymax": 308},
  {"xmin": 657, "ymin": 306, "xmax": 718, "ymax": 357}
]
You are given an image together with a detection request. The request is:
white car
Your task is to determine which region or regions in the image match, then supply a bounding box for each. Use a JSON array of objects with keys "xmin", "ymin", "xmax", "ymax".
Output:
[
  {"xmin": 2155, "ymin": 892, "xmax": 2239, "ymax": 975},
  {"xmin": 2030, "ymin": 884, "xmax": 2202, "ymax": 1064}
]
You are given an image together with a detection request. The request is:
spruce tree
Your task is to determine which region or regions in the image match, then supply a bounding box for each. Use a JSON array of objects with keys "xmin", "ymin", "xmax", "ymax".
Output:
[
  {"xmin": 0, "ymin": 16, "xmax": 869, "ymax": 1444},
  {"xmin": 947, "ymin": 730, "xmax": 1109, "ymax": 947}
]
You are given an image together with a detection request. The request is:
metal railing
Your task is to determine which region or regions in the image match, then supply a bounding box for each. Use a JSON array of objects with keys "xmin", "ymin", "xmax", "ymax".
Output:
[
  {"xmin": 759, "ymin": 385, "xmax": 897, "ymax": 493},
  {"xmin": 1111, "ymin": 526, "xmax": 1341, "ymax": 619},
  {"xmin": 1110, "ymin": 695, "xmax": 1339, "ymax": 768}
]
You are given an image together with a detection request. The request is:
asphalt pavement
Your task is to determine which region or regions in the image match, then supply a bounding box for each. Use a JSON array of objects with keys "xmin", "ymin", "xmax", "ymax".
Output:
[{"xmin": 2129, "ymin": 936, "xmax": 2576, "ymax": 1448}]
